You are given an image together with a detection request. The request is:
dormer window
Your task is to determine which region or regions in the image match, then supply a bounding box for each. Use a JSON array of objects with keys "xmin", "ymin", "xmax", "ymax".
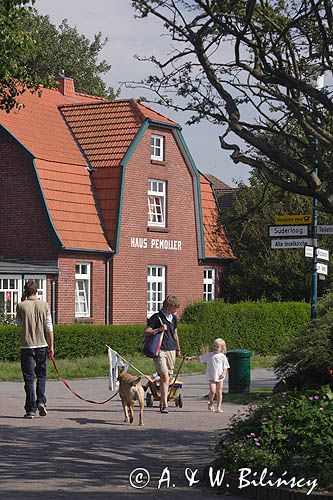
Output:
[{"xmin": 151, "ymin": 134, "xmax": 164, "ymax": 161}]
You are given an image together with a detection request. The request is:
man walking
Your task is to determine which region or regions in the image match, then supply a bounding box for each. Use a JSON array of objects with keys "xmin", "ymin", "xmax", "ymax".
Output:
[{"xmin": 16, "ymin": 280, "xmax": 54, "ymax": 419}]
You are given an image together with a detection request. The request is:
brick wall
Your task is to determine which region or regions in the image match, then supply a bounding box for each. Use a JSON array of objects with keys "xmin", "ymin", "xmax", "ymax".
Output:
[
  {"xmin": 0, "ymin": 130, "xmax": 57, "ymax": 261},
  {"xmin": 112, "ymin": 126, "xmax": 203, "ymax": 324},
  {"xmin": 57, "ymin": 253, "xmax": 107, "ymax": 324}
]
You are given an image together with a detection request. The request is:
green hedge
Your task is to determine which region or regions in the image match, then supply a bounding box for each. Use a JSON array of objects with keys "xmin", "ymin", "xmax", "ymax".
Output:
[
  {"xmin": 0, "ymin": 323, "xmax": 197, "ymax": 361},
  {"xmin": 0, "ymin": 300, "xmax": 309, "ymax": 361},
  {"xmin": 181, "ymin": 300, "xmax": 310, "ymax": 355}
]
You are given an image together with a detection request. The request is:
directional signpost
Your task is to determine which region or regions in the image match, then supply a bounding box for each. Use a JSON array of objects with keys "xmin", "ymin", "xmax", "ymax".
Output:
[
  {"xmin": 270, "ymin": 215, "xmax": 313, "ymax": 250},
  {"xmin": 316, "ymin": 262, "xmax": 328, "ymax": 276},
  {"xmin": 317, "ymin": 225, "xmax": 333, "ymax": 235},
  {"xmin": 270, "ymin": 214, "xmax": 331, "ymax": 319},
  {"xmin": 271, "ymin": 238, "xmax": 312, "ymax": 249},
  {"xmin": 269, "ymin": 225, "xmax": 308, "ymax": 237},
  {"xmin": 304, "ymin": 247, "xmax": 329, "ymax": 261},
  {"xmin": 274, "ymin": 214, "xmax": 312, "ymax": 225}
]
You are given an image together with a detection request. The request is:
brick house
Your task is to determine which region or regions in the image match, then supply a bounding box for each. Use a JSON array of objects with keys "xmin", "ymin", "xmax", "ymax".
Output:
[{"xmin": 0, "ymin": 75, "xmax": 235, "ymax": 324}]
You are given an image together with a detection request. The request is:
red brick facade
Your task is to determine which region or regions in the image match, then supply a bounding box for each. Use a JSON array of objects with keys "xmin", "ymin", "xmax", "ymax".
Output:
[
  {"xmin": 0, "ymin": 130, "xmax": 57, "ymax": 261},
  {"xmin": 0, "ymin": 84, "xmax": 235, "ymax": 325},
  {"xmin": 112, "ymin": 126, "xmax": 203, "ymax": 323}
]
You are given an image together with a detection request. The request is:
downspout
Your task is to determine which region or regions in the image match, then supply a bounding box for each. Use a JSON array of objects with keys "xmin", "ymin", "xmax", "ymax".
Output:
[
  {"xmin": 51, "ymin": 279, "xmax": 56, "ymax": 325},
  {"xmin": 105, "ymin": 258, "xmax": 111, "ymax": 325}
]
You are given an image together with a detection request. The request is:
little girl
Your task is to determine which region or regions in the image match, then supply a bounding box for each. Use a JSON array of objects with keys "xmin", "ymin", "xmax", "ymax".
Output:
[{"xmin": 188, "ymin": 338, "xmax": 229, "ymax": 413}]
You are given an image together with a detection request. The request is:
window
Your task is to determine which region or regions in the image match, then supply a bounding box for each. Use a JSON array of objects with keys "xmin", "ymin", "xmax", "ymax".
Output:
[
  {"xmin": 24, "ymin": 275, "xmax": 46, "ymax": 301},
  {"xmin": 147, "ymin": 265, "xmax": 165, "ymax": 317},
  {"xmin": 151, "ymin": 134, "xmax": 164, "ymax": 161},
  {"xmin": 148, "ymin": 179, "xmax": 166, "ymax": 227},
  {"xmin": 203, "ymin": 268, "xmax": 215, "ymax": 301},
  {"xmin": 0, "ymin": 275, "xmax": 47, "ymax": 320},
  {"xmin": 0, "ymin": 277, "xmax": 20, "ymax": 320},
  {"xmin": 75, "ymin": 263, "xmax": 91, "ymax": 317}
]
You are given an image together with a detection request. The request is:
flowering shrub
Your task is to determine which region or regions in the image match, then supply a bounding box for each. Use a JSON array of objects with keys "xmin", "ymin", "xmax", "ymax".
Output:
[
  {"xmin": 274, "ymin": 292, "xmax": 333, "ymax": 389},
  {"xmin": 215, "ymin": 387, "xmax": 333, "ymax": 490}
]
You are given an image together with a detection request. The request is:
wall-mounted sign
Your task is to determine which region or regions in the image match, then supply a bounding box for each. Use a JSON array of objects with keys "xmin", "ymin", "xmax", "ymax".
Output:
[{"xmin": 130, "ymin": 237, "xmax": 182, "ymax": 251}]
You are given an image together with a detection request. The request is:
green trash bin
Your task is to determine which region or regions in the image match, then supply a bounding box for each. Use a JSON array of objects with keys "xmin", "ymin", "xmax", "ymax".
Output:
[{"xmin": 226, "ymin": 349, "xmax": 252, "ymax": 393}]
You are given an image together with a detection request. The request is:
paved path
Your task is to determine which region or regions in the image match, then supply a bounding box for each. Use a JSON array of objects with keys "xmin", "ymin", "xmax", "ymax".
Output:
[{"xmin": 0, "ymin": 369, "xmax": 276, "ymax": 500}]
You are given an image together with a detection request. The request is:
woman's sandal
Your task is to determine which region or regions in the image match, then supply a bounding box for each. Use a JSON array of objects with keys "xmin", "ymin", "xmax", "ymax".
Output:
[
  {"xmin": 208, "ymin": 403, "xmax": 215, "ymax": 412},
  {"xmin": 217, "ymin": 407, "xmax": 224, "ymax": 413}
]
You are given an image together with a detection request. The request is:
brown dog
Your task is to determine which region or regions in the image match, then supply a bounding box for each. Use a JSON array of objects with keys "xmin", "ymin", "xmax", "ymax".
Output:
[{"xmin": 118, "ymin": 372, "xmax": 144, "ymax": 426}]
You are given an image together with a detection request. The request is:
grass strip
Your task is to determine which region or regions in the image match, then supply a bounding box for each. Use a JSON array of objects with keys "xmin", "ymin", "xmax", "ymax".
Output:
[{"xmin": 0, "ymin": 354, "xmax": 275, "ymax": 382}]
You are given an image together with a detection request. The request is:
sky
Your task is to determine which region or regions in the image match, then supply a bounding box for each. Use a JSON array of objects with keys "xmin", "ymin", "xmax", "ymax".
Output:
[{"xmin": 35, "ymin": 0, "xmax": 251, "ymax": 187}]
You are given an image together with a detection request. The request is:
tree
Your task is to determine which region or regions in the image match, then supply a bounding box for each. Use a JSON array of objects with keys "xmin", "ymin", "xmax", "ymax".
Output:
[
  {"xmin": 22, "ymin": 11, "xmax": 116, "ymax": 98},
  {"xmin": 0, "ymin": 0, "xmax": 44, "ymax": 112},
  {"xmin": 221, "ymin": 170, "xmax": 333, "ymax": 302},
  {"xmin": 131, "ymin": 0, "xmax": 333, "ymax": 212}
]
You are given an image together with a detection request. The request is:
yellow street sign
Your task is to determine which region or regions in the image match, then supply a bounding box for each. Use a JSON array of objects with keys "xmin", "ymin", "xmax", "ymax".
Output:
[{"xmin": 274, "ymin": 214, "xmax": 312, "ymax": 225}]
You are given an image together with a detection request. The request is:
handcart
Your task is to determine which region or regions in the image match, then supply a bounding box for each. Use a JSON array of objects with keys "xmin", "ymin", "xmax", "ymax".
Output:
[{"xmin": 144, "ymin": 356, "xmax": 185, "ymax": 408}]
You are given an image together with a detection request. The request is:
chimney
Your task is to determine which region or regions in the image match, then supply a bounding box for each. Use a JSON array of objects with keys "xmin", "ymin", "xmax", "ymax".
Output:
[{"xmin": 56, "ymin": 70, "xmax": 75, "ymax": 97}]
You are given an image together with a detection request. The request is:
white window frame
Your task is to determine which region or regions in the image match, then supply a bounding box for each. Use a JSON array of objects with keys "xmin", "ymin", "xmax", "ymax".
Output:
[
  {"xmin": 148, "ymin": 179, "xmax": 166, "ymax": 227},
  {"xmin": 151, "ymin": 134, "xmax": 164, "ymax": 161},
  {"xmin": 0, "ymin": 275, "xmax": 47, "ymax": 320},
  {"xmin": 75, "ymin": 263, "xmax": 91, "ymax": 318},
  {"xmin": 0, "ymin": 276, "xmax": 20, "ymax": 319},
  {"xmin": 203, "ymin": 268, "xmax": 215, "ymax": 301},
  {"xmin": 147, "ymin": 265, "xmax": 165, "ymax": 317},
  {"xmin": 24, "ymin": 275, "xmax": 47, "ymax": 302}
]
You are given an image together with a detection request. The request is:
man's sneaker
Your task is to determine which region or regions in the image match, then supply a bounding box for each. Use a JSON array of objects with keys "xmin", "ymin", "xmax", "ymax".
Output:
[
  {"xmin": 24, "ymin": 413, "xmax": 35, "ymax": 419},
  {"xmin": 160, "ymin": 405, "xmax": 169, "ymax": 414},
  {"xmin": 38, "ymin": 404, "xmax": 47, "ymax": 417}
]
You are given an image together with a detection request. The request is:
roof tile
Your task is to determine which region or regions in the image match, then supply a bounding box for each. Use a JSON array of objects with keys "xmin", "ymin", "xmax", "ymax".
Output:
[
  {"xmin": 200, "ymin": 174, "xmax": 235, "ymax": 259},
  {"xmin": 36, "ymin": 159, "xmax": 110, "ymax": 251}
]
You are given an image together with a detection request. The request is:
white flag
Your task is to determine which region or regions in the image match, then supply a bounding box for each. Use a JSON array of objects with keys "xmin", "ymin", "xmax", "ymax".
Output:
[{"xmin": 108, "ymin": 347, "xmax": 128, "ymax": 391}]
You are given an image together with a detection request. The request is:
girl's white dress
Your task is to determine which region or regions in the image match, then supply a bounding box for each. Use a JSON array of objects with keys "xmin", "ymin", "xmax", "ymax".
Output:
[{"xmin": 199, "ymin": 352, "xmax": 230, "ymax": 382}]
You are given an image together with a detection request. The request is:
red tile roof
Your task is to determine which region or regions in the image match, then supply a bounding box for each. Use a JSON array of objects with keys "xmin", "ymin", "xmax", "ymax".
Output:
[
  {"xmin": 204, "ymin": 172, "xmax": 237, "ymax": 214},
  {"xmin": 0, "ymin": 83, "xmax": 234, "ymax": 258},
  {"xmin": 136, "ymin": 101, "xmax": 177, "ymax": 125},
  {"xmin": 36, "ymin": 159, "xmax": 110, "ymax": 251},
  {"xmin": 60, "ymin": 99, "xmax": 178, "ymax": 168},
  {"xmin": 0, "ymin": 86, "xmax": 111, "ymax": 252},
  {"xmin": 200, "ymin": 174, "xmax": 235, "ymax": 259}
]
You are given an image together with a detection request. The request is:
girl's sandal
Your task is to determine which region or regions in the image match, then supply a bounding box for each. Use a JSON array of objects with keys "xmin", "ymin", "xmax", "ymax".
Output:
[
  {"xmin": 217, "ymin": 408, "xmax": 224, "ymax": 413},
  {"xmin": 208, "ymin": 403, "xmax": 215, "ymax": 412}
]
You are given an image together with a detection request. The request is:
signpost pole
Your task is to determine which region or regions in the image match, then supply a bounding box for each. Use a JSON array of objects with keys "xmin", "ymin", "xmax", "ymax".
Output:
[
  {"xmin": 310, "ymin": 75, "xmax": 324, "ymax": 320},
  {"xmin": 310, "ymin": 190, "xmax": 318, "ymax": 320}
]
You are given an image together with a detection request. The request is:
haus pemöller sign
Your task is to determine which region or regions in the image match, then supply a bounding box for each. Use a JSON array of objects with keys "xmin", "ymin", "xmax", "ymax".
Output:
[{"xmin": 130, "ymin": 237, "xmax": 182, "ymax": 251}]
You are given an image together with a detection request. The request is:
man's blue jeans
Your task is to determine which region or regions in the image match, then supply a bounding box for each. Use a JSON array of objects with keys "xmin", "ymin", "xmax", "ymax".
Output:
[{"xmin": 20, "ymin": 347, "xmax": 48, "ymax": 414}]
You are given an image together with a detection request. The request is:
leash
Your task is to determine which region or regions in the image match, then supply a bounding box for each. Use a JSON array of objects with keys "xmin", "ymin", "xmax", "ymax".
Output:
[
  {"xmin": 168, "ymin": 355, "xmax": 185, "ymax": 401},
  {"xmin": 50, "ymin": 353, "xmax": 119, "ymax": 404}
]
